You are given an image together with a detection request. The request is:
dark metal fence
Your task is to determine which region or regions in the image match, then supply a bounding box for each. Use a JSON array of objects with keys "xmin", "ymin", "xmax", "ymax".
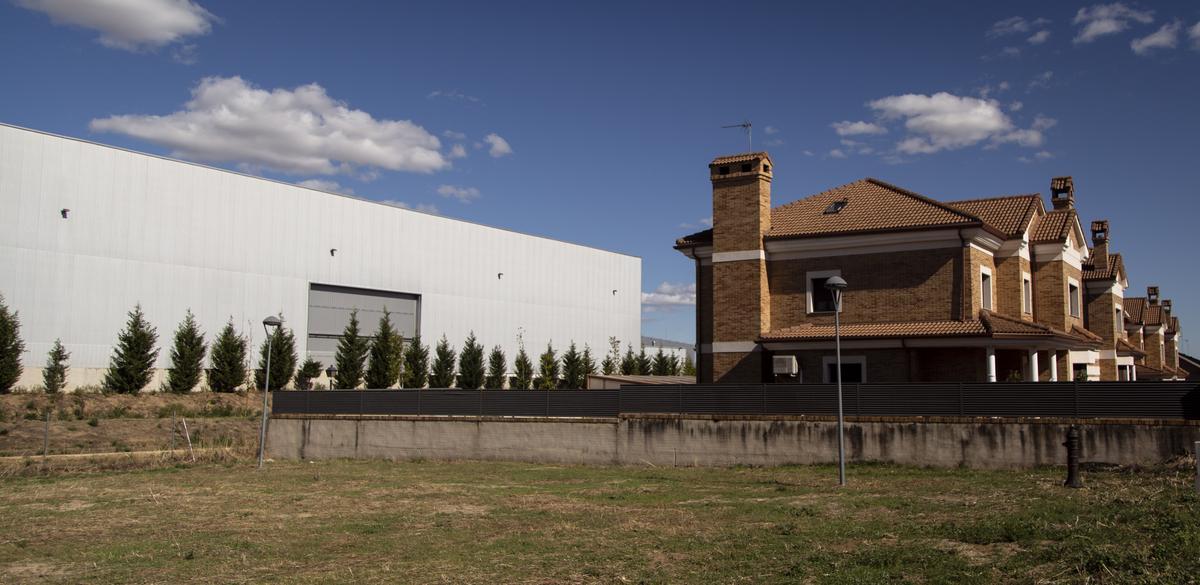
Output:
[{"xmin": 272, "ymin": 382, "xmax": 1200, "ymax": 420}]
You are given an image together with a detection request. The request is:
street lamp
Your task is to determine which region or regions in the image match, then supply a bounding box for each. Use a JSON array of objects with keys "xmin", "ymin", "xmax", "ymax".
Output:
[
  {"xmin": 326, "ymin": 365, "xmax": 338, "ymax": 390},
  {"xmin": 824, "ymin": 275, "xmax": 848, "ymax": 487},
  {"xmin": 257, "ymin": 315, "xmax": 283, "ymax": 470}
]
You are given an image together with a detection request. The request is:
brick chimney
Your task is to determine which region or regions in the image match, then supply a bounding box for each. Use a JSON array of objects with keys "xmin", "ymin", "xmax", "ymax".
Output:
[
  {"xmin": 1090, "ymin": 220, "xmax": 1109, "ymax": 271},
  {"xmin": 1147, "ymin": 286, "xmax": 1159, "ymax": 305},
  {"xmin": 1163, "ymin": 299, "xmax": 1172, "ymax": 315},
  {"xmin": 1050, "ymin": 176, "xmax": 1074, "ymax": 210},
  {"xmin": 709, "ymin": 152, "xmax": 773, "ymax": 382}
]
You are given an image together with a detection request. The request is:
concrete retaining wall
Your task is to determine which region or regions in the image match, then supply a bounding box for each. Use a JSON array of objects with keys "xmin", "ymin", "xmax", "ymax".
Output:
[{"xmin": 267, "ymin": 414, "xmax": 1200, "ymax": 469}]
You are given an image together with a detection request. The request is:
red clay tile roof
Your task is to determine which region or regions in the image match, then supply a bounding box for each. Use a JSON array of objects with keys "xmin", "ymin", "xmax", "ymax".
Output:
[
  {"xmin": 711, "ymin": 152, "xmax": 771, "ymax": 165},
  {"xmin": 761, "ymin": 311, "xmax": 1099, "ymax": 347},
  {"xmin": 1144, "ymin": 304, "xmax": 1165, "ymax": 326},
  {"xmin": 945, "ymin": 194, "xmax": 1043, "ymax": 239},
  {"xmin": 675, "ymin": 228, "xmax": 712, "ymax": 247},
  {"xmin": 1169, "ymin": 316, "xmax": 1179, "ymax": 334},
  {"xmin": 765, "ymin": 178, "xmax": 989, "ymax": 240},
  {"xmin": 1029, "ymin": 208, "xmax": 1077, "ymax": 243},
  {"xmin": 1082, "ymin": 253, "xmax": 1125, "ymax": 281},
  {"xmin": 1125, "ymin": 297, "xmax": 1146, "ymax": 324}
]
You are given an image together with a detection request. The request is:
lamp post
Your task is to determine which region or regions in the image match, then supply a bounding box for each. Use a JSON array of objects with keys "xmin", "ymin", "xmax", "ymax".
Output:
[
  {"xmin": 257, "ymin": 315, "xmax": 282, "ymax": 470},
  {"xmin": 326, "ymin": 365, "xmax": 337, "ymax": 390},
  {"xmin": 824, "ymin": 276, "xmax": 848, "ymax": 487}
]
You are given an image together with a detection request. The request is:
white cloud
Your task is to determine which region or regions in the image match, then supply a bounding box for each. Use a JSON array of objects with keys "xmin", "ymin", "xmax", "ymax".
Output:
[
  {"xmin": 868, "ymin": 92, "xmax": 1052, "ymax": 154},
  {"xmin": 442, "ymin": 130, "xmax": 467, "ymax": 141},
  {"xmin": 1027, "ymin": 70, "xmax": 1054, "ymax": 91},
  {"xmin": 1027, "ymin": 30, "xmax": 1051, "ymax": 44},
  {"xmin": 802, "ymin": 150, "xmax": 814, "ymax": 156},
  {"xmin": 298, "ymin": 179, "xmax": 353, "ymax": 195},
  {"xmin": 1009, "ymin": 100, "xmax": 1024, "ymax": 111},
  {"xmin": 1131, "ymin": 21, "xmax": 1182, "ymax": 54},
  {"xmin": 448, "ymin": 144, "xmax": 467, "ymax": 159},
  {"xmin": 379, "ymin": 200, "xmax": 440, "ymax": 214},
  {"xmin": 482, "ymin": 133, "xmax": 513, "ymax": 157},
  {"xmin": 90, "ymin": 76, "xmax": 450, "ymax": 176},
  {"xmin": 831, "ymin": 120, "xmax": 887, "ymax": 136},
  {"xmin": 764, "ymin": 125, "xmax": 780, "ymax": 135},
  {"xmin": 679, "ymin": 217, "xmax": 713, "ymax": 230},
  {"xmin": 427, "ymin": 89, "xmax": 481, "ymax": 104},
  {"xmin": 1191, "ymin": 21, "xmax": 1200, "ymax": 47},
  {"xmin": 1073, "ymin": 3, "xmax": 1154, "ymax": 44},
  {"xmin": 988, "ymin": 16, "xmax": 1051, "ymax": 38},
  {"xmin": 978, "ymin": 81, "xmax": 1010, "ymax": 99},
  {"xmin": 17, "ymin": 0, "xmax": 216, "ymax": 51},
  {"xmin": 1036, "ymin": 150, "xmax": 1055, "ymax": 159},
  {"xmin": 641, "ymin": 282, "xmax": 696, "ymax": 309},
  {"xmin": 828, "ymin": 148, "xmax": 848, "ymax": 159},
  {"xmin": 436, "ymin": 184, "xmax": 481, "ymax": 203}
]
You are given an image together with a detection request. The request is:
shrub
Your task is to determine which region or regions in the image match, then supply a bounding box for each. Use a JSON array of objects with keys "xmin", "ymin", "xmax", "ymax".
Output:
[
  {"xmin": 364, "ymin": 310, "xmax": 403, "ymax": 389},
  {"xmin": 682, "ymin": 353, "xmax": 697, "ymax": 376},
  {"xmin": 103, "ymin": 304, "xmax": 159, "ymax": 394},
  {"xmin": 166, "ymin": 310, "xmax": 207, "ymax": 393},
  {"xmin": 255, "ymin": 325, "xmax": 297, "ymax": 390},
  {"xmin": 429, "ymin": 336, "xmax": 457, "ymax": 388},
  {"xmin": 295, "ymin": 358, "xmax": 322, "ymax": 390},
  {"xmin": 635, "ymin": 347, "xmax": 652, "ymax": 376},
  {"xmin": 512, "ymin": 344, "xmax": 534, "ymax": 390},
  {"xmin": 401, "ymin": 334, "xmax": 429, "ymax": 388},
  {"xmin": 208, "ymin": 320, "xmax": 248, "ymax": 392},
  {"xmin": 620, "ymin": 345, "xmax": 637, "ymax": 375},
  {"xmin": 43, "ymin": 339, "xmax": 70, "ymax": 394},
  {"xmin": 561, "ymin": 342, "xmax": 585, "ymax": 389},
  {"xmin": 582, "ymin": 345, "xmax": 597, "ymax": 377},
  {"xmin": 0, "ymin": 294, "xmax": 25, "ymax": 394},
  {"xmin": 333, "ymin": 310, "xmax": 368, "ymax": 389},
  {"xmin": 456, "ymin": 332, "xmax": 485, "ymax": 390}
]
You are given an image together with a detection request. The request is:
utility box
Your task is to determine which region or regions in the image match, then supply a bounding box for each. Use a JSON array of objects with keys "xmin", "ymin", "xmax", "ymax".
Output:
[{"xmin": 772, "ymin": 355, "xmax": 799, "ymax": 376}]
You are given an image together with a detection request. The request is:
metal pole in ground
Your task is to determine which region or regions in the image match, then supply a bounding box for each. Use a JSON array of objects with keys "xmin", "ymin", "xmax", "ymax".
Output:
[
  {"xmin": 258, "ymin": 315, "xmax": 282, "ymax": 470},
  {"xmin": 1064, "ymin": 425, "xmax": 1083, "ymax": 488},
  {"xmin": 825, "ymin": 276, "xmax": 848, "ymax": 487},
  {"xmin": 1194, "ymin": 441, "xmax": 1199, "ymax": 494},
  {"xmin": 42, "ymin": 408, "xmax": 50, "ymax": 468}
]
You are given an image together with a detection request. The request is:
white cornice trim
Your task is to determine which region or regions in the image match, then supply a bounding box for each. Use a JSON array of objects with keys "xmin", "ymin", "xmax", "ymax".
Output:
[
  {"xmin": 764, "ymin": 228, "xmax": 962, "ymax": 260},
  {"xmin": 962, "ymin": 227, "xmax": 1004, "ymax": 252},
  {"xmin": 711, "ymin": 341, "xmax": 759, "ymax": 353},
  {"xmin": 712, "ymin": 249, "xmax": 765, "ymax": 263}
]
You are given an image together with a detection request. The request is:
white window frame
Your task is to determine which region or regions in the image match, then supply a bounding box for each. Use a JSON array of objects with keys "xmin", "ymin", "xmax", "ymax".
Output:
[
  {"xmin": 1114, "ymin": 305, "xmax": 1123, "ymax": 337},
  {"xmin": 1022, "ymin": 272, "xmax": 1032, "ymax": 314},
  {"xmin": 980, "ymin": 266, "xmax": 994, "ymax": 311},
  {"xmin": 822, "ymin": 355, "xmax": 866, "ymax": 383},
  {"xmin": 1067, "ymin": 277, "xmax": 1081, "ymax": 318},
  {"xmin": 806, "ymin": 269, "xmax": 842, "ymax": 314}
]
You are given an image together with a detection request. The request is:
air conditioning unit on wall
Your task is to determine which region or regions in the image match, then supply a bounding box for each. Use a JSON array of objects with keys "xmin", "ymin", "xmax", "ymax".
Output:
[{"xmin": 772, "ymin": 355, "xmax": 798, "ymax": 376}]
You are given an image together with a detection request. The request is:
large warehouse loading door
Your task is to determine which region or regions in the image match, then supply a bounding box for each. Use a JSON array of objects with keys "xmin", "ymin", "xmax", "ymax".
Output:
[{"xmin": 306, "ymin": 284, "xmax": 420, "ymax": 365}]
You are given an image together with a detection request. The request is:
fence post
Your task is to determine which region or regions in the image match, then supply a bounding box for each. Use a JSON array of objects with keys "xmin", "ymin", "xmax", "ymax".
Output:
[
  {"xmin": 958, "ymin": 382, "xmax": 964, "ymax": 416},
  {"xmin": 42, "ymin": 409, "xmax": 50, "ymax": 466}
]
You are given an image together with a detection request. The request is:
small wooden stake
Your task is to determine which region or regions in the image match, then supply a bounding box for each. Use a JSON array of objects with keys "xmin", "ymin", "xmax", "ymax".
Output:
[
  {"xmin": 42, "ymin": 409, "xmax": 51, "ymax": 467},
  {"xmin": 181, "ymin": 417, "xmax": 196, "ymax": 462}
]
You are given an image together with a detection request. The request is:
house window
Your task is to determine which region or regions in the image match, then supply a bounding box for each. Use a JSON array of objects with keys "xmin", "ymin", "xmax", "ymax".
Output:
[
  {"xmin": 1022, "ymin": 276, "xmax": 1032, "ymax": 314},
  {"xmin": 740, "ymin": 163, "xmax": 752, "ymax": 173},
  {"xmin": 822, "ymin": 356, "xmax": 865, "ymax": 383},
  {"xmin": 1115, "ymin": 307, "xmax": 1123, "ymax": 336},
  {"xmin": 1068, "ymin": 279, "xmax": 1081, "ymax": 318},
  {"xmin": 980, "ymin": 267, "xmax": 993, "ymax": 310},
  {"xmin": 806, "ymin": 270, "xmax": 841, "ymax": 314}
]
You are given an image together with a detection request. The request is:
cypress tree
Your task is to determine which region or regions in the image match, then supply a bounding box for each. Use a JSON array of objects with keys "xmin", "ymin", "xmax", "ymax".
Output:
[
  {"xmin": 364, "ymin": 309, "xmax": 404, "ymax": 389},
  {"xmin": 601, "ymin": 337, "xmax": 620, "ymax": 375},
  {"xmin": 103, "ymin": 304, "xmax": 159, "ymax": 394},
  {"xmin": 0, "ymin": 294, "xmax": 24, "ymax": 394},
  {"xmin": 561, "ymin": 342, "xmax": 585, "ymax": 389},
  {"xmin": 429, "ymin": 335, "xmax": 457, "ymax": 388},
  {"xmin": 208, "ymin": 319, "xmax": 248, "ymax": 392},
  {"xmin": 333, "ymin": 310, "xmax": 369, "ymax": 389},
  {"xmin": 255, "ymin": 326, "xmax": 297, "ymax": 390},
  {"xmin": 620, "ymin": 344, "xmax": 637, "ymax": 375},
  {"xmin": 457, "ymin": 332, "xmax": 485, "ymax": 390},
  {"xmin": 485, "ymin": 345, "xmax": 507, "ymax": 389},
  {"xmin": 512, "ymin": 344, "xmax": 534, "ymax": 390},
  {"xmin": 537, "ymin": 342, "xmax": 559, "ymax": 390},
  {"xmin": 636, "ymin": 347, "xmax": 652, "ymax": 375},
  {"xmin": 681, "ymin": 353, "xmax": 697, "ymax": 377},
  {"xmin": 668, "ymin": 352, "xmax": 681, "ymax": 376},
  {"xmin": 296, "ymin": 358, "xmax": 322, "ymax": 390},
  {"xmin": 582, "ymin": 345, "xmax": 597, "ymax": 376},
  {"xmin": 401, "ymin": 334, "xmax": 430, "ymax": 388},
  {"xmin": 43, "ymin": 338, "xmax": 69, "ymax": 394},
  {"xmin": 652, "ymin": 348, "xmax": 671, "ymax": 376},
  {"xmin": 166, "ymin": 310, "xmax": 207, "ymax": 393}
]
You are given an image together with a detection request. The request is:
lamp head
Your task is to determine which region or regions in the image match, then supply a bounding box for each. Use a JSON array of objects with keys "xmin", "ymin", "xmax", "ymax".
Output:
[{"xmin": 824, "ymin": 276, "xmax": 848, "ymax": 291}]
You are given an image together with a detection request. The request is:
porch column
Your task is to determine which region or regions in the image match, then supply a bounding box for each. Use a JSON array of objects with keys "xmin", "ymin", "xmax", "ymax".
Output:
[
  {"xmin": 986, "ymin": 346, "xmax": 997, "ymax": 383},
  {"xmin": 1048, "ymin": 351, "xmax": 1058, "ymax": 382},
  {"xmin": 1028, "ymin": 349, "xmax": 1040, "ymax": 382},
  {"xmin": 1132, "ymin": 365, "xmax": 1137, "ymax": 381}
]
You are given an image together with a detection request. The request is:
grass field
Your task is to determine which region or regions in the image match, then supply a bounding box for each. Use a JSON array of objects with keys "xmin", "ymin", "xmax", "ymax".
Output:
[{"xmin": 1, "ymin": 459, "xmax": 1198, "ymax": 584}]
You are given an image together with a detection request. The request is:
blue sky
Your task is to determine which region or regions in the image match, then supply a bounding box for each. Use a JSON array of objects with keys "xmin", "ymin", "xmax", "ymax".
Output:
[{"xmin": 2, "ymin": 1, "xmax": 1199, "ymax": 352}]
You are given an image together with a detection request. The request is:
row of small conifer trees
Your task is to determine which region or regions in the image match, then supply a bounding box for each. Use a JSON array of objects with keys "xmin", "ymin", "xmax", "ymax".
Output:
[{"xmin": 0, "ymin": 295, "xmax": 695, "ymax": 394}]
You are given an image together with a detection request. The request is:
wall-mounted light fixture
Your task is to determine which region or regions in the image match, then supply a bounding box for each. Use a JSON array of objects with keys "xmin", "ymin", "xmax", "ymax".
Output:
[
  {"xmin": 60, "ymin": 208, "xmax": 70, "ymax": 219},
  {"xmin": 329, "ymin": 248, "xmax": 337, "ymax": 257},
  {"xmin": 497, "ymin": 272, "xmax": 504, "ymax": 279},
  {"xmin": 612, "ymin": 289, "xmax": 618, "ymax": 295}
]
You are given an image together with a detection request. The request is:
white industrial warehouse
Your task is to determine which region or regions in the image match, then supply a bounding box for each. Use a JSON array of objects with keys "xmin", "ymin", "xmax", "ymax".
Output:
[{"xmin": 0, "ymin": 123, "xmax": 642, "ymax": 390}]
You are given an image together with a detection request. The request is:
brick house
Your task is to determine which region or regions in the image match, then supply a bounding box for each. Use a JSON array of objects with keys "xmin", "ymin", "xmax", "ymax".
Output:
[
  {"xmin": 1123, "ymin": 289, "xmax": 1185, "ymax": 380},
  {"xmin": 675, "ymin": 152, "xmax": 1185, "ymax": 384}
]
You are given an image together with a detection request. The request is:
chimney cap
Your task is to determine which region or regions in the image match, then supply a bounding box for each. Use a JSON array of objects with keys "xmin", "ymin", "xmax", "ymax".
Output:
[
  {"xmin": 1090, "ymin": 220, "xmax": 1109, "ymax": 243},
  {"xmin": 1050, "ymin": 176, "xmax": 1075, "ymax": 209},
  {"xmin": 710, "ymin": 152, "xmax": 772, "ymax": 166}
]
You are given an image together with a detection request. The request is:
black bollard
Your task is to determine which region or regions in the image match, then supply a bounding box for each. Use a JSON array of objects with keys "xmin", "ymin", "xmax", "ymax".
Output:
[{"xmin": 1063, "ymin": 425, "xmax": 1083, "ymax": 488}]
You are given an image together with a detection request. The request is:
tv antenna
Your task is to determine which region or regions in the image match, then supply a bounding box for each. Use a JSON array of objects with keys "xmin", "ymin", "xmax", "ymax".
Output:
[{"xmin": 722, "ymin": 120, "xmax": 753, "ymax": 151}]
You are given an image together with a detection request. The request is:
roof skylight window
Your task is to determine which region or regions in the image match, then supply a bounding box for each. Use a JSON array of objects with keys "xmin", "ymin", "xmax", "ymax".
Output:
[{"xmin": 823, "ymin": 199, "xmax": 848, "ymax": 215}]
